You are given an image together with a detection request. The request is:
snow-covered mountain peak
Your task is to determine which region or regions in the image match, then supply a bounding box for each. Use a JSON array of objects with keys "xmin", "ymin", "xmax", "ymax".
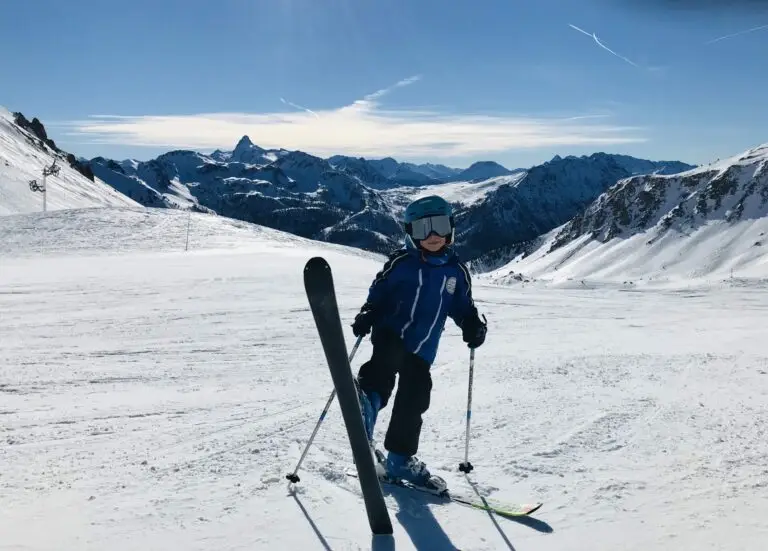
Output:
[
  {"xmin": 231, "ymin": 135, "xmax": 267, "ymax": 164},
  {"xmin": 553, "ymin": 149, "xmax": 765, "ymax": 248},
  {"xmin": 490, "ymin": 142, "xmax": 768, "ymax": 286},
  {"xmin": 453, "ymin": 160, "xmax": 515, "ymax": 182},
  {"xmin": 234, "ymin": 135, "xmax": 256, "ymax": 151},
  {"xmin": 729, "ymin": 143, "xmax": 768, "ymax": 165}
]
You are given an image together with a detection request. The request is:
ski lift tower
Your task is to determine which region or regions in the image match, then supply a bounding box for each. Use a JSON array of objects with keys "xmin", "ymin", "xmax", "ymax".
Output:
[{"xmin": 29, "ymin": 158, "xmax": 61, "ymax": 212}]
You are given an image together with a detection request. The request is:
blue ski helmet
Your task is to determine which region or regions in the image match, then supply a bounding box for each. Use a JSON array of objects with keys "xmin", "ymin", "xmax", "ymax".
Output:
[{"xmin": 403, "ymin": 195, "xmax": 455, "ymax": 247}]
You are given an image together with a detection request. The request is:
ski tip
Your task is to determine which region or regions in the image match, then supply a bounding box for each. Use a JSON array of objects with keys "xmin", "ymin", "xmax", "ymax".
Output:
[
  {"xmin": 518, "ymin": 503, "xmax": 544, "ymax": 516},
  {"xmin": 304, "ymin": 256, "xmax": 333, "ymax": 277},
  {"xmin": 304, "ymin": 256, "xmax": 333, "ymax": 285},
  {"xmin": 304, "ymin": 256, "xmax": 332, "ymax": 274}
]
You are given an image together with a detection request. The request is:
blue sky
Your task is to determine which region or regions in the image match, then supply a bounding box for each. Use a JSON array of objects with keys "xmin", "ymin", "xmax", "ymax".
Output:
[{"xmin": 1, "ymin": 0, "xmax": 766, "ymax": 168}]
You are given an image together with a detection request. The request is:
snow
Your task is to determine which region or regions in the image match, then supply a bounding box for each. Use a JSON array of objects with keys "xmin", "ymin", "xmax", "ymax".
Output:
[
  {"xmin": 424, "ymin": 174, "xmax": 526, "ymax": 205},
  {"xmin": 383, "ymin": 173, "xmax": 527, "ymax": 209},
  {"xmin": 165, "ymin": 178, "xmax": 199, "ymax": 209},
  {"xmin": 2, "ymin": 206, "xmax": 768, "ymax": 550},
  {"xmin": 490, "ymin": 143, "xmax": 768, "ymax": 288},
  {"xmin": 490, "ymin": 217, "xmax": 768, "ymax": 287},
  {"xmin": 0, "ymin": 108, "xmax": 139, "ymax": 215},
  {"xmin": 680, "ymin": 143, "xmax": 768, "ymax": 176},
  {"xmin": 120, "ymin": 159, "xmax": 140, "ymax": 172}
]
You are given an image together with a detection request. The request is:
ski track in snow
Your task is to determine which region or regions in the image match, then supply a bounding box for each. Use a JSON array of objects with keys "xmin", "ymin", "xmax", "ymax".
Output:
[{"xmin": 2, "ymin": 207, "xmax": 768, "ymax": 550}]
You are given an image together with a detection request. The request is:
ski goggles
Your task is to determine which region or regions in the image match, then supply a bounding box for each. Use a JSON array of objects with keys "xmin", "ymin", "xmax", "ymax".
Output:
[{"xmin": 407, "ymin": 215, "xmax": 453, "ymax": 240}]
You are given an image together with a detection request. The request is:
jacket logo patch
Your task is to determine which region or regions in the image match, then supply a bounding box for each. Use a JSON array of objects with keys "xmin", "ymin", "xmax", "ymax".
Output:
[{"xmin": 446, "ymin": 277, "xmax": 456, "ymax": 295}]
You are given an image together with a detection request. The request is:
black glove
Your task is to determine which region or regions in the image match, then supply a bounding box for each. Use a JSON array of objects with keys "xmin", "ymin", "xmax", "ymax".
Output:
[
  {"xmin": 462, "ymin": 313, "xmax": 487, "ymax": 349},
  {"xmin": 351, "ymin": 305, "xmax": 375, "ymax": 337}
]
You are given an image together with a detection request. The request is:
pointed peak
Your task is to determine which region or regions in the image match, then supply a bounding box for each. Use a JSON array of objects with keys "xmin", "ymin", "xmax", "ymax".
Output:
[{"xmin": 235, "ymin": 135, "xmax": 255, "ymax": 150}]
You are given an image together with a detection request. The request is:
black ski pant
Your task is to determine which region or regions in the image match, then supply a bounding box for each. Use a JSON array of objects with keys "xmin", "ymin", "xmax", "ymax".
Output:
[{"xmin": 357, "ymin": 327, "xmax": 432, "ymax": 457}]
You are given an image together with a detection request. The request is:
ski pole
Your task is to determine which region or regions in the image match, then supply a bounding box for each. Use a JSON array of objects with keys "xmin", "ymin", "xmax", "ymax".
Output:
[
  {"xmin": 286, "ymin": 334, "xmax": 364, "ymax": 484},
  {"xmin": 459, "ymin": 347, "xmax": 475, "ymax": 473}
]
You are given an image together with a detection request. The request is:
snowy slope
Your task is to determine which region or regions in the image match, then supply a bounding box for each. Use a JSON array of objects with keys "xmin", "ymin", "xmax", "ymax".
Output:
[
  {"xmin": 0, "ymin": 207, "xmax": 379, "ymax": 259},
  {"xmin": 381, "ymin": 173, "xmax": 528, "ymax": 212},
  {"xmin": 0, "ymin": 107, "xmax": 139, "ymax": 215},
  {"xmin": 2, "ymin": 207, "xmax": 768, "ymax": 550},
  {"xmin": 489, "ymin": 217, "xmax": 768, "ymax": 287},
  {"xmin": 490, "ymin": 144, "xmax": 768, "ymax": 286}
]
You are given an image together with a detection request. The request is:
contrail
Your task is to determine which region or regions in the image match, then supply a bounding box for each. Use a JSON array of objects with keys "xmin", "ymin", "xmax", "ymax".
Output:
[
  {"xmin": 346, "ymin": 75, "xmax": 423, "ymax": 113},
  {"xmin": 569, "ymin": 24, "xmax": 640, "ymax": 67},
  {"xmin": 564, "ymin": 114, "xmax": 612, "ymax": 121},
  {"xmin": 364, "ymin": 75, "xmax": 422, "ymax": 102},
  {"xmin": 707, "ymin": 23, "xmax": 768, "ymax": 44},
  {"xmin": 280, "ymin": 97, "xmax": 320, "ymax": 118}
]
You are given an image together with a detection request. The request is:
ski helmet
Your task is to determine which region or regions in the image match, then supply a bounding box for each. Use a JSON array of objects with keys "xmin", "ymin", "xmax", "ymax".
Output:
[{"xmin": 403, "ymin": 195, "xmax": 455, "ymax": 248}]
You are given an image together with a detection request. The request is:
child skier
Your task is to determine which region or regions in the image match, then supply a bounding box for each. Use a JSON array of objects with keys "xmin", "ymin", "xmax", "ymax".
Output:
[{"xmin": 351, "ymin": 195, "xmax": 487, "ymax": 491}]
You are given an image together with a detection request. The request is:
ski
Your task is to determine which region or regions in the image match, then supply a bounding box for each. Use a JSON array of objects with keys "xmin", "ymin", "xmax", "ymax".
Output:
[
  {"xmin": 303, "ymin": 256, "xmax": 393, "ymax": 536},
  {"xmin": 346, "ymin": 468, "xmax": 542, "ymax": 519}
]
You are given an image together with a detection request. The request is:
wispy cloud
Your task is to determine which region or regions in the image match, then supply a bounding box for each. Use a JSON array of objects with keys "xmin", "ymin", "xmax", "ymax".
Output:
[
  {"xmin": 568, "ymin": 24, "xmax": 640, "ymax": 68},
  {"xmin": 62, "ymin": 76, "xmax": 645, "ymax": 159},
  {"xmin": 706, "ymin": 23, "xmax": 768, "ymax": 44}
]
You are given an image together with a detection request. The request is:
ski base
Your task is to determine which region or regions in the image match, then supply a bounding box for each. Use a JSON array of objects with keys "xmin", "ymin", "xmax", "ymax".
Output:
[{"xmin": 304, "ymin": 256, "xmax": 393, "ymax": 535}]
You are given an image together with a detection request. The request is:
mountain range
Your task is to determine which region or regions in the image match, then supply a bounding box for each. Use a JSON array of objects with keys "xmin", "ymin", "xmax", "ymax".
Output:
[
  {"xmin": 6, "ymin": 104, "xmax": 766, "ymax": 284},
  {"xmin": 79, "ymin": 123, "xmax": 695, "ymax": 261}
]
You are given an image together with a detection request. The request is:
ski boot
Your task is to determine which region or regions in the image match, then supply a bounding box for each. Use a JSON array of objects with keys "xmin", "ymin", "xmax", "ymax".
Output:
[
  {"xmin": 372, "ymin": 447, "xmax": 387, "ymax": 479},
  {"xmin": 385, "ymin": 452, "xmax": 448, "ymax": 494},
  {"xmin": 354, "ymin": 382, "xmax": 380, "ymax": 443},
  {"xmin": 355, "ymin": 385, "xmax": 386, "ymax": 478}
]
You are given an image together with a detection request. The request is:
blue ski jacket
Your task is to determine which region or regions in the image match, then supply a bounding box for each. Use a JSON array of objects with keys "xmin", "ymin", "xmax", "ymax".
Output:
[{"xmin": 363, "ymin": 240, "xmax": 479, "ymax": 365}]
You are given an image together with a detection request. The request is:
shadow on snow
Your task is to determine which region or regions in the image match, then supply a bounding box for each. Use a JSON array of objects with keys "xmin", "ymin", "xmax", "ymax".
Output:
[{"xmin": 288, "ymin": 477, "xmax": 553, "ymax": 550}]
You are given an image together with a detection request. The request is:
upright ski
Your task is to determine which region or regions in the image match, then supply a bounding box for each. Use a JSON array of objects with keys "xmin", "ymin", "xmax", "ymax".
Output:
[{"xmin": 303, "ymin": 256, "xmax": 393, "ymax": 536}]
